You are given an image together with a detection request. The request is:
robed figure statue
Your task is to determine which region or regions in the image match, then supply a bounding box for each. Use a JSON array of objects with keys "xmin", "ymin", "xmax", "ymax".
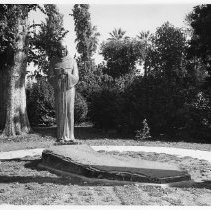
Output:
[{"xmin": 49, "ymin": 42, "xmax": 79, "ymax": 144}]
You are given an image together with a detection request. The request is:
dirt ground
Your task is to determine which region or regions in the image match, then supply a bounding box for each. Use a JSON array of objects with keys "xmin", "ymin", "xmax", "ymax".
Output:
[{"xmin": 0, "ymin": 151, "xmax": 211, "ymax": 205}]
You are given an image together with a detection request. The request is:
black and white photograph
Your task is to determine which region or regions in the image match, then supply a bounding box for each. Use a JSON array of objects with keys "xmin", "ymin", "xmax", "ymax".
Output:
[{"xmin": 0, "ymin": 0, "xmax": 211, "ymax": 206}]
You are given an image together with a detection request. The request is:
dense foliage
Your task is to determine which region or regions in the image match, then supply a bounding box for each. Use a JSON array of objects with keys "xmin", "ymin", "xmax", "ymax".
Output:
[
  {"xmin": 89, "ymin": 72, "xmax": 136, "ymax": 133},
  {"xmin": 100, "ymin": 38, "xmax": 145, "ymax": 78},
  {"xmin": 0, "ymin": 4, "xmax": 61, "ymax": 73},
  {"xmin": 76, "ymin": 63, "xmax": 113, "ymax": 100},
  {"xmin": 72, "ymin": 4, "xmax": 100, "ymax": 63},
  {"xmin": 29, "ymin": 4, "xmax": 68, "ymax": 76},
  {"xmin": 90, "ymin": 22, "xmax": 211, "ymax": 141},
  {"xmin": 74, "ymin": 92, "xmax": 88, "ymax": 123},
  {"xmin": 187, "ymin": 4, "xmax": 211, "ymax": 84},
  {"xmin": 72, "ymin": 3, "xmax": 101, "ymax": 109},
  {"xmin": 1, "ymin": 4, "xmax": 211, "ymax": 142},
  {"xmin": 27, "ymin": 77, "xmax": 55, "ymax": 126},
  {"xmin": 0, "ymin": 5, "xmax": 37, "ymax": 68}
]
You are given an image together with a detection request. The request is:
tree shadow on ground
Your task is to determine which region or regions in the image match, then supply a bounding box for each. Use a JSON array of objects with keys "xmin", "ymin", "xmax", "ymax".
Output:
[
  {"xmin": 0, "ymin": 175, "xmax": 75, "ymax": 185},
  {"xmin": 0, "ymin": 159, "xmax": 128, "ymax": 187},
  {"xmin": 22, "ymin": 159, "xmax": 135, "ymax": 186},
  {"xmin": 32, "ymin": 125, "xmax": 130, "ymax": 140}
]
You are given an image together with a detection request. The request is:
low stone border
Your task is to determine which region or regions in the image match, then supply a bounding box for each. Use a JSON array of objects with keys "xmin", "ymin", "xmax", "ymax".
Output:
[{"xmin": 92, "ymin": 146, "xmax": 211, "ymax": 163}]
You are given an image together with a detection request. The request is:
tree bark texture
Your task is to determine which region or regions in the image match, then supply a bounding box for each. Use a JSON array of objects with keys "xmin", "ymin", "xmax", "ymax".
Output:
[{"xmin": 2, "ymin": 15, "xmax": 31, "ymax": 137}]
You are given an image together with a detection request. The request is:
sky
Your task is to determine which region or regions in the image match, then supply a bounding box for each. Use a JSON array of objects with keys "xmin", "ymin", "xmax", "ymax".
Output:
[{"xmin": 29, "ymin": 3, "xmax": 198, "ymax": 65}]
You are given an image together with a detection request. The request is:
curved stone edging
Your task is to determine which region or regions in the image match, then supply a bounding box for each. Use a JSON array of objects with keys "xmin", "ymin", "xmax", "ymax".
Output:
[
  {"xmin": 0, "ymin": 146, "xmax": 211, "ymax": 163},
  {"xmin": 92, "ymin": 146, "xmax": 211, "ymax": 163}
]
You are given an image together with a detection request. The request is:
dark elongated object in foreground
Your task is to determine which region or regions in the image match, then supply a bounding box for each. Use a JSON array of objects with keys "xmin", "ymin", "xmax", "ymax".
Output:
[{"xmin": 38, "ymin": 144, "xmax": 191, "ymax": 184}]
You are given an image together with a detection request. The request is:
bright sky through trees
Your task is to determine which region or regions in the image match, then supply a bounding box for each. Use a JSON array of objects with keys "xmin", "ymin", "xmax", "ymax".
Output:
[{"xmin": 29, "ymin": 4, "xmax": 196, "ymax": 65}]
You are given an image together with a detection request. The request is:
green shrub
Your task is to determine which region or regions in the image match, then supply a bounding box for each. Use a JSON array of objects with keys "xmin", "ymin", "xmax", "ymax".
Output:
[
  {"xmin": 88, "ymin": 73, "xmax": 136, "ymax": 132},
  {"xmin": 89, "ymin": 87, "xmax": 123, "ymax": 129},
  {"xmin": 74, "ymin": 92, "xmax": 88, "ymax": 124},
  {"xmin": 180, "ymin": 91, "xmax": 211, "ymax": 140},
  {"xmin": 88, "ymin": 74, "xmax": 201, "ymax": 138},
  {"xmin": 135, "ymin": 119, "xmax": 151, "ymax": 140},
  {"xmin": 27, "ymin": 77, "xmax": 55, "ymax": 126},
  {"xmin": 76, "ymin": 63, "xmax": 113, "ymax": 101}
]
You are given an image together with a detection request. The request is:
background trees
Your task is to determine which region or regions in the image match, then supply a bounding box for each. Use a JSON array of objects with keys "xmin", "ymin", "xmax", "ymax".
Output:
[
  {"xmin": 30, "ymin": 4, "xmax": 68, "ymax": 76},
  {"xmin": 143, "ymin": 22, "xmax": 188, "ymax": 135},
  {"xmin": 184, "ymin": 4, "xmax": 211, "ymax": 139},
  {"xmin": 90, "ymin": 20, "xmax": 211, "ymax": 141},
  {"xmin": 100, "ymin": 38, "xmax": 145, "ymax": 78},
  {"xmin": 187, "ymin": 4, "xmax": 211, "ymax": 85},
  {"xmin": 71, "ymin": 4, "xmax": 102, "ymax": 122},
  {"xmin": 144, "ymin": 22, "xmax": 187, "ymax": 78},
  {"xmin": 72, "ymin": 4, "xmax": 100, "ymax": 64},
  {"xmin": 0, "ymin": 4, "xmax": 210, "ymax": 142},
  {"xmin": 108, "ymin": 28, "xmax": 129, "ymax": 41}
]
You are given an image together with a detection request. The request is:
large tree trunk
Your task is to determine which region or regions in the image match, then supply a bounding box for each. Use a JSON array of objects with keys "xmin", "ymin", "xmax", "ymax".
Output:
[{"xmin": 2, "ymin": 14, "xmax": 31, "ymax": 137}]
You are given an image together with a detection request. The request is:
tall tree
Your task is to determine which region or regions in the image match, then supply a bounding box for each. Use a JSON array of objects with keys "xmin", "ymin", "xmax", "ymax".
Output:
[
  {"xmin": 145, "ymin": 22, "xmax": 187, "ymax": 79},
  {"xmin": 0, "ymin": 4, "xmax": 38, "ymax": 136},
  {"xmin": 143, "ymin": 22, "xmax": 193, "ymax": 135},
  {"xmin": 30, "ymin": 4, "xmax": 68, "ymax": 76},
  {"xmin": 0, "ymin": 4, "xmax": 66, "ymax": 136},
  {"xmin": 72, "ymin": 4, "xmax": 100, "ymax": 63},
  {"xmin": 137, "ymin": 31, "xmax": 152, "ymax": 76},
  {"xmin": 101, "ymin": 38, "xmax": 145, "ymax": 78},
  {"xmin": 187, "ymin": 4, "xmax": 211, "ymax": 85}
]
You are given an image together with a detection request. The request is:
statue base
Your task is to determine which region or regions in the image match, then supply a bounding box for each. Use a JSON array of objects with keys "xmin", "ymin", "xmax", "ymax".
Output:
[
  {"xmin": 54, "ymin": 140, "xmax": 82, "ymax": 146},
  {"xmin": 38, "ymin": 144, "xmax": 191, "ymax": 184}
]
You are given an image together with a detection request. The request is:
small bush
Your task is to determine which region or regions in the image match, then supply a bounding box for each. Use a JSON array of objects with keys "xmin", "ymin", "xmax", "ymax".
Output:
[{"xmin": 135, "ymin": 119, "xmax": 151, "ymax": 140}]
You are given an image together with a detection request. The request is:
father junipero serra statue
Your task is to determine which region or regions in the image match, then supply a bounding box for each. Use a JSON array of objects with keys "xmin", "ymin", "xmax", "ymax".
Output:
[{"xmin": 49, "ymin": 41, "xmax": 79, "ymax": 144}]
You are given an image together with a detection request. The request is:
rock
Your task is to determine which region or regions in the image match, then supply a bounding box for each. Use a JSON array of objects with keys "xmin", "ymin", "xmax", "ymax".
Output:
[{"xmin": 38, "ymin": 144, "xmax": 191, "ymax": 184}]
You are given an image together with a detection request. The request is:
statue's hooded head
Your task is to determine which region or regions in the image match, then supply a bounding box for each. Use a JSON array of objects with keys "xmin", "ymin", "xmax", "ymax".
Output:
[{"xmin": 58, "ymin": 39, "xmax": 68, "ymax": 58}]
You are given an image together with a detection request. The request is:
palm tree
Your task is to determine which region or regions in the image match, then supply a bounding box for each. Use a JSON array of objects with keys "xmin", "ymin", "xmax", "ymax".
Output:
[
  {"xmin": 137, "ymin": 31, "xmax": 152, "ymax": 77},
  {"xmin": 108, "ymin": 28, "xmax": 129, "ymax": 41},
  {"xmin": 137, "ymin": 31, "xmax": 151, "ymax": 43},
  {"xmin": 88, "ymin": 25, "xmax": 100, "ymax": 57}
]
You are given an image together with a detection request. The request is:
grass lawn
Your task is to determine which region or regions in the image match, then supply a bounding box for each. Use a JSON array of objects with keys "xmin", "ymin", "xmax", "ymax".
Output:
[{"xmin": 0, "ymin": 125, "xmax": 211, "ymax": 205}]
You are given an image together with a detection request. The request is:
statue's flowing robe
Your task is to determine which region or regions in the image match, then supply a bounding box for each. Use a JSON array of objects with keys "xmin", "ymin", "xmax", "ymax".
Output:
[{"xmin": 49, "ymin": 56, "xmax": 79, "ymax": 141}]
